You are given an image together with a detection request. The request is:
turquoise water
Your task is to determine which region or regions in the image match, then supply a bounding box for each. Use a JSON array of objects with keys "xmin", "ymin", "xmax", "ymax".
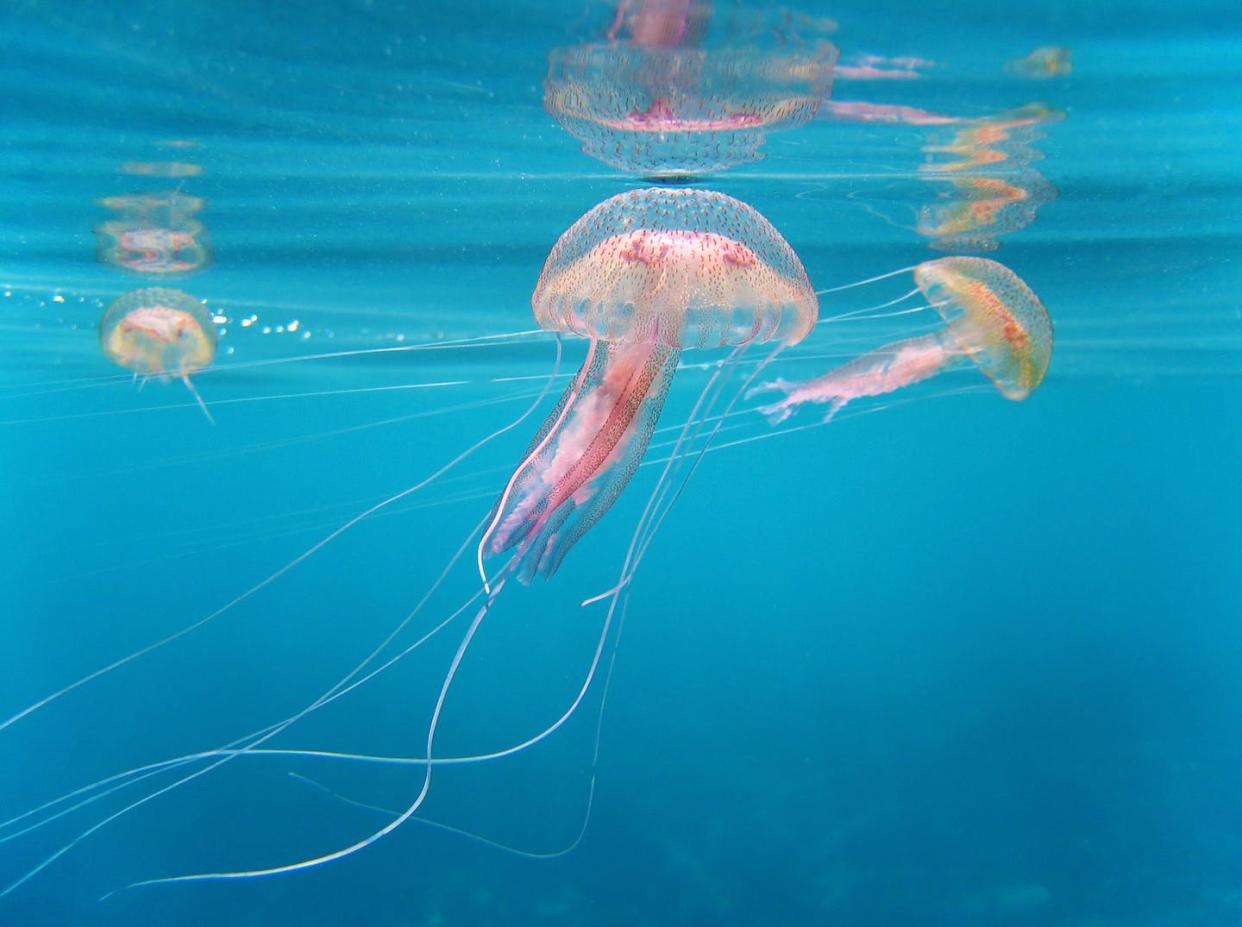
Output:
[{"xmin": 3, "ymin": 1, "xmax": 1241, "ymax": 924}]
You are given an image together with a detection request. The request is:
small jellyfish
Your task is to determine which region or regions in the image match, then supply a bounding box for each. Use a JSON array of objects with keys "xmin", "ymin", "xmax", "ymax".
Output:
[
  {"xmin": 482, "ymin": 187, "xmax": 817, "ymax": 583},
  {"xmin": 751, "ymin": 257, "xmax": 1052, "ymax": 423},
  {"xmin": 99, "ymin": 287, "xmax": 217, "ymax": 422}
]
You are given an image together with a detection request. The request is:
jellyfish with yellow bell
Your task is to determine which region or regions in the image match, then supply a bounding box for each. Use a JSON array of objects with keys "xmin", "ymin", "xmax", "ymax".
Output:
[
  {"xmin": 749, "ymin": 256, "xmax": 1052, "ymax": 423},
  {"xmin": 99, "ymin": 286, "xmax": 217, "ymax": 422}
]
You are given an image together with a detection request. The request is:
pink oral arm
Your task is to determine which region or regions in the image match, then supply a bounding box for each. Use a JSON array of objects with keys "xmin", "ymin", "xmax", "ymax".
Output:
[
  {"xmin": 487, "ymin": 340, "xmax": 678, "ymax": 582},
  {"xmin": 754, "ymin": 332, "xmax": 952, "ymax": 423}
]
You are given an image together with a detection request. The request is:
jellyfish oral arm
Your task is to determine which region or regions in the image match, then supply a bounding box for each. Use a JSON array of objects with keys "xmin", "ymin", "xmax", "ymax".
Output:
[
  {"xmin": 749, "ymin": 331, "xmax": 955, "ymax": 424},
  {"xmin": 483, "ymin": 338, "xmax": 677, "ymax": 582}
]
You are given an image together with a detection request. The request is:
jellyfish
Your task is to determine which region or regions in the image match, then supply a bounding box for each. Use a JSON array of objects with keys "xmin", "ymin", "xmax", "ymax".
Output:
[
  {"xmin": 99, "ymin": 287, "xmax": 217, "ymax": 421},
  {"xmin": 750, "ymin": 257, "xmax": 1052, "ymax": 424},
  {"xmin": 0, "ymin": 188, "xmax": 818, "ymax": 900},
  {"xmin": 481, "ymin": 186, "xmax": 818, "ymax": 584}
]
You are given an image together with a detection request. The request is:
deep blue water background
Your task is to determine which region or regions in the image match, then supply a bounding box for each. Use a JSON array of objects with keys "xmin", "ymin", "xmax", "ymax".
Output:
[{"xmin": 2, "ymin": 1, "xmax": 1241, "ymax": 925}]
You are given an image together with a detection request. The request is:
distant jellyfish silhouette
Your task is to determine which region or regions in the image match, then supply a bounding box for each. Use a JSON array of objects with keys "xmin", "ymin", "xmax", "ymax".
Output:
[
  {"xmin": 482, "ymin": 187, "xmax": 817, "ymax": 583},
  {"xmin": 751, "ymin": 257, "xmax": 1052, "ymax": 423},
  {"xmin": 545, "ymin": 37, "xmax": 837, "ymax": 176},
  {"xmin": 100, "ymin": 287, "xmax": 217, "ymax": 422}
]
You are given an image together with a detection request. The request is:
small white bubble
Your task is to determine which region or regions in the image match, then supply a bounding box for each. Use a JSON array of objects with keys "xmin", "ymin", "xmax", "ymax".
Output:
[
  {"xmin": 52, "ymin": 294, "xmax": 64, "ymax": 303},
  {"xmin": 287, "ymin": 319, "xmax": 300, "ymax": 332}
]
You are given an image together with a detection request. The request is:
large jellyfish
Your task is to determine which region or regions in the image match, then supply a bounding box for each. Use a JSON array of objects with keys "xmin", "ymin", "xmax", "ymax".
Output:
[
  {"xmin": 750, "ymin": 256, "xmax": 1052, "ymax": 423},
  {"xmin": 481, "ymin": 186, "xmax": 818, "ymax": 584},
  {"xmin": 0, "ymin": 187, "xmax": 818, "ymax": 898},
  {"xmin": 99, "ymin": 286, "xmax": 217, "ymax": 421}
]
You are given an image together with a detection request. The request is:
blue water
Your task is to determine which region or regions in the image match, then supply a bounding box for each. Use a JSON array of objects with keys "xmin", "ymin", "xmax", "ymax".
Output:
[{"xmin": 3, "ymin": 1, "xmax": 1241, "ymax": 924}]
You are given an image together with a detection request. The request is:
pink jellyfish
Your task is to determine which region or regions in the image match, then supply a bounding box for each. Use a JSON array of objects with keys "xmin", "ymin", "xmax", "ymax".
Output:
[
  {"xmin": 750, "ymin": 256, "xmax": 1052, "ymax": 423},
  {"xmin": 99, "ymin": 287, "xmax": 217, "ymax": 421},
  {"xmin": 481, "ymin": 187, "xmax": 818, "ymax": 584}
]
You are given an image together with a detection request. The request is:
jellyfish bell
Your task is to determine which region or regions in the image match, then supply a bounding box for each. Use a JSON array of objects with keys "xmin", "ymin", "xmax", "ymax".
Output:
[
  {"xmin": 99, "ymin": 287, "xmax": 217, "ymax": 421},
  {"xmin": 751, "ymin": 256, "xmax": 1051, "ymax": 423},
  {"xmin": 544, "ymin": 41, "xmax": 838, "ymax": 177},
  {"xmin": 913, "ymin": 256, "xmax": 1052, "ymax": 400},
  {"xmin": 482, "ymin": 186, "xmax": 817, "ymax": 584}
]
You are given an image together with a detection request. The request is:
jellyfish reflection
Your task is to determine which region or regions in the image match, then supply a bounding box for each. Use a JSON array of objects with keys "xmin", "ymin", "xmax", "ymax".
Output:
[
  {"xmin": 1008, "ymin": 46, "xmax": 1072, "ymax": 78},
  {"xmin": 918, "ymin": 173, "xmax": 1057, "ymax": 253},
  {"xmin": 918, "ymin": 104, "xmax": 1063, "ymax": 251},
  {"xmin": 97, "ymin": 191, "xmax": 211, "ymax": 276},
  {"xmin": 482, "ymin": 186, "xmax": 817, "ymax": 583},
  {"xmin": 546, "ymin": 1, "xmax": 838, "ymax": 176},
  {"xmin": 751, "ymin": 257, "xmax": 1052, "ymax": 423}
]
